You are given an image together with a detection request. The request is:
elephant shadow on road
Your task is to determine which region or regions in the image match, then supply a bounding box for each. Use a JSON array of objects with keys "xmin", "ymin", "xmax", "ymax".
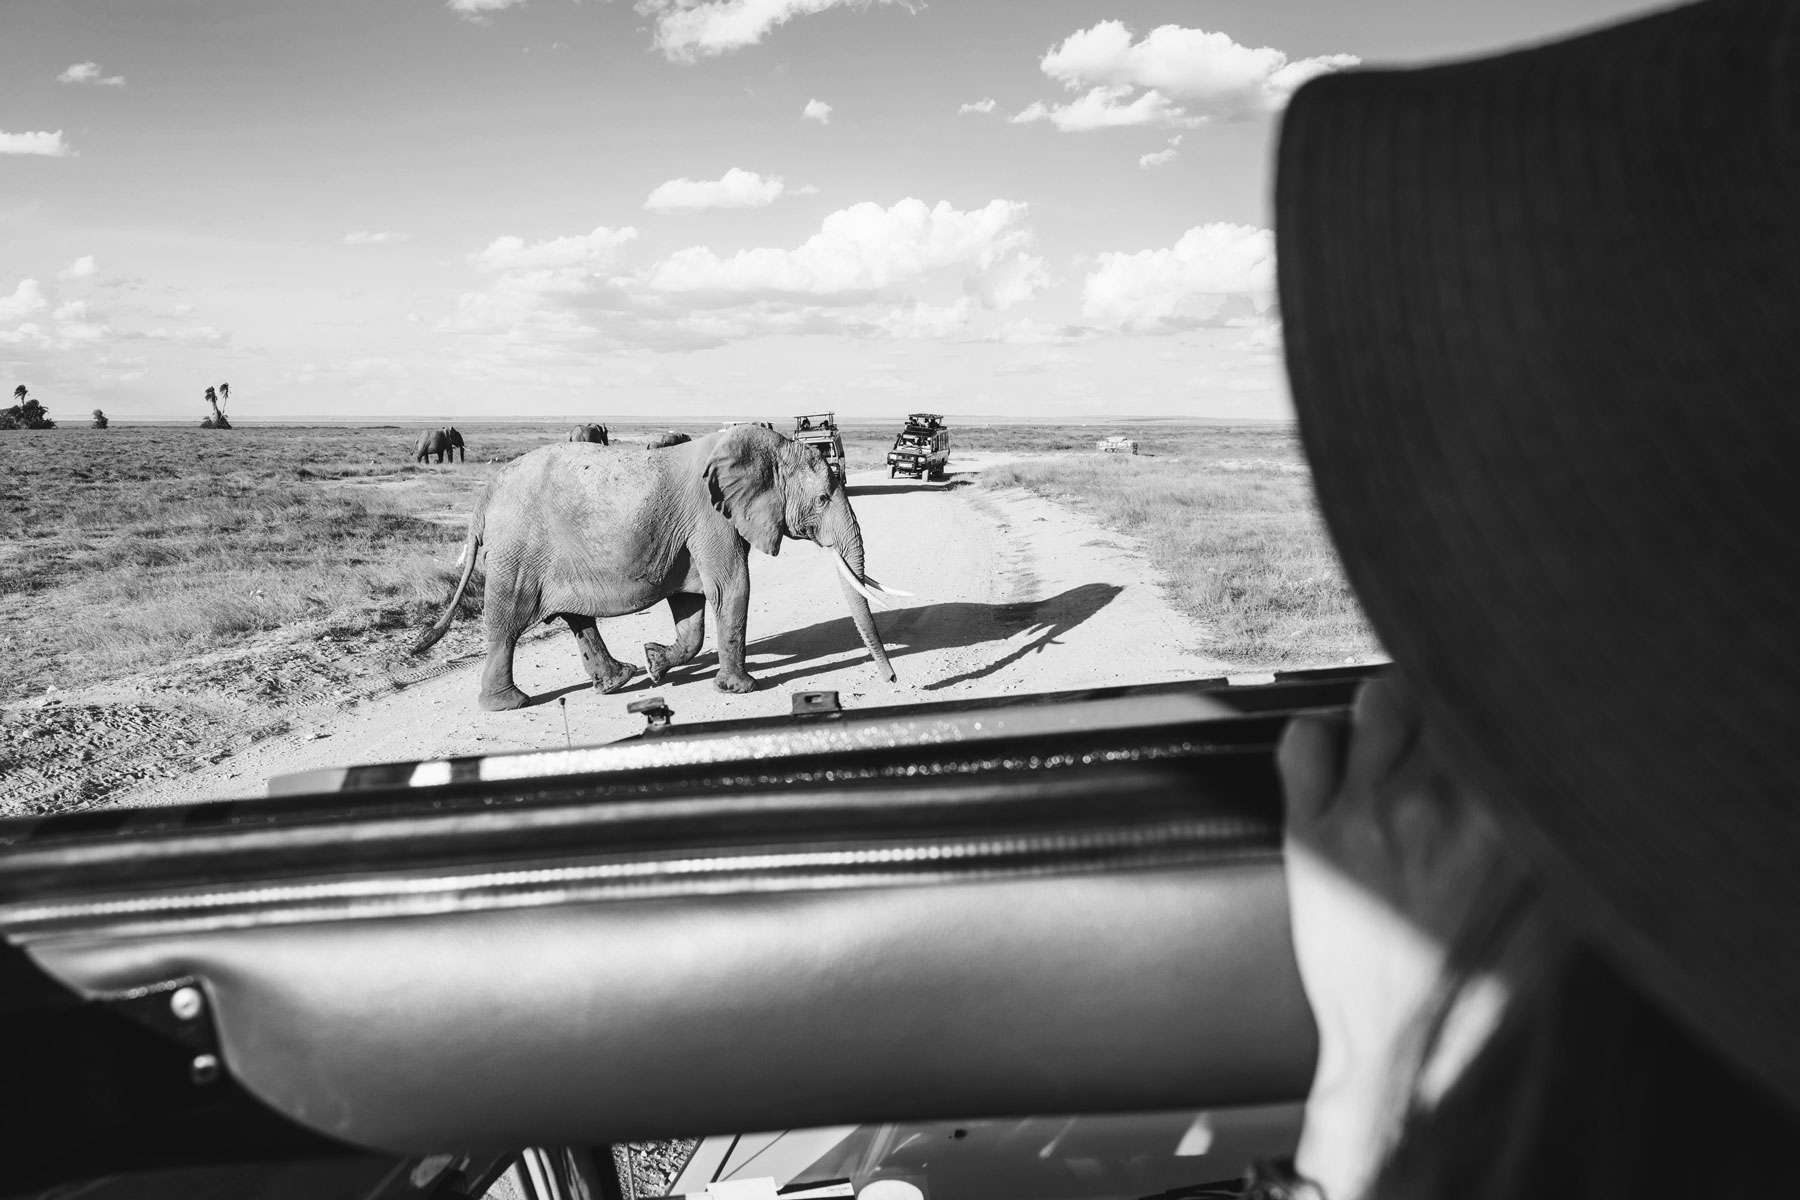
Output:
[
  {"xmin": 737, "ymin": 581, "xmax": 1124, "ymax": 693},
  {"xmin": 528, "ymin": 582, "xmax": 1123, "ymax": 702}
]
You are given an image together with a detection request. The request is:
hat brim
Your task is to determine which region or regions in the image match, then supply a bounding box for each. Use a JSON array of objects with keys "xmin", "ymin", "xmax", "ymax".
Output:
[{"xmin": 1276, "ymin": 0, "xmax": 1800, "ymax": 1116}]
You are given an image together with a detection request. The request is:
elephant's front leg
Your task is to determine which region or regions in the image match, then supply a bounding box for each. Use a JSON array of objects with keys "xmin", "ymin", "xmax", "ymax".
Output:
[
  {"xmin": 709, "ymin": 569, "xmax": 755, "ymax": 694},
  {"xmin": 644, "ymin": 593, "xmax": 705, "ymax": 684},
  {"xmin": 561, "ymin": 613, "xmax": 638, "ymax": 694}
]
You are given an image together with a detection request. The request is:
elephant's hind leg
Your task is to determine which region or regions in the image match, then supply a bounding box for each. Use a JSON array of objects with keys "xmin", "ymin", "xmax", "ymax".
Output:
[
  {"xmin": 562, "ymin": 613, "xmax": 638, "ymax": 694},
  {"xmin": 478, "ymin": 632, "xmax": 531, "ymax": 711},
  {"xmin": 645, "ymin": 593, "xmax": 706, "ymax": 684}
]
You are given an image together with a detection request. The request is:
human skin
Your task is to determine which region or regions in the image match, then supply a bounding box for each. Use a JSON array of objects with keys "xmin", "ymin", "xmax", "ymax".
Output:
[{"xmin": 1277, "ymin": 676, "xmax": 1528, "ymax": 1200}]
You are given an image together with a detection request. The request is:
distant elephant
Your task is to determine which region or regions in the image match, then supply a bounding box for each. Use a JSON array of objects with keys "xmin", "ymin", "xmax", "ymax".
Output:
[
  {"xmin": 414, "ymin": 426, "xmax": 466, "ymax": 464},
  {"xmin": 646, "ymin": 430, "xmax": 691, "ymax": 449},
  {"xmin": 410, "ymin": 425, "xmax": 898, "ymax": 710},
  {"xmin": 568, "ymin": 423, "xmax": 609, "ymax": 445}
]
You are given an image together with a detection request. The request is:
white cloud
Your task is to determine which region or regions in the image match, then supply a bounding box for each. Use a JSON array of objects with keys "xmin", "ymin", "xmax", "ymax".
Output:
[
  {"xmin": 636, "ymin": 0, "xmax": 919, "ymax": 62},
  {"xmin": 447, "ymin": 197, "xmax": 1040, "ymax": 355},
  {"xmin": 1139, "ymin": 134, "xmax": 1182, "ymax": 169},
  {"xmin": 60, "ymin": 256, "xmax": 98, "ymax": 279},
  {"xmin": 1039, "ymin": 22, "xmax": 1357, "ymax": 122},
  {"xmin": 644, "ymin": 168, "xmax": 792, "ymax": 212},
  {"xmin": 145, "ymin": 326, "xmax": 231, "ymax": 346},
  {"xmin": 1082, "ymin": 223, "xmax": 1275, "ymax": 331},
  {"xmin": 863, "ymin": 298, "xmax": 974, "ymax": 339},
  {"xmin": 473, "ymin": 225, "xmax": 639, "ymax": 274},
  {"xmin": 56, "ymin": 320, "xmax": 111, "ymax": 344},
  {"xmin": 1011, "ymin": 85, "xmax": 1199, "ymax": 133},
  {"xmin": 447, "ymin": 225, "xmax": 641, "ymax": 339},
  {"xmin": 0, "ymin": 280, "xmax": 50, "ymax": 322},
  {"xmin": 638, "ymin": 197, "xmax": 1034, "ymax": 298},
  {"xmin": 0, "ymin": 130, "xmax": 75, "ymax": 157},
  {"xmin": 983, "ymin": 318, "xmax": 1091, "ymax": 346},
  {"xmin": 958, "ymin": 98, "xmax": 997, "ymax": 116},
  {"xmin": 802, "ymin": 98, "xmax": 833, "ymax": 124},
  {"xmin": 0, "ymin": 280, "xmax": 120, "ymax": 351},
  {"xmin": 447, "ymin": 0, "xmax": 526, "ymax": 17},
  {"xmin": 0, "ymin": 323, "xmax": 53, "ymax": 349},
  {"xmin": 969, "ymin": 252, "xmax": 1049, "ymax": 311},
  {"xmin": 58, "ymin": 62, "xmax": 126, "ymax": 86},
  {"xmin": 344, "ymin": 231, "xmax": 411, "ymax": 245}
]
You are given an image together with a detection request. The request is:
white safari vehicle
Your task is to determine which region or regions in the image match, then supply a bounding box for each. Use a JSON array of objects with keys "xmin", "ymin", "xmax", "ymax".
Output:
[
  {"xmin": 887, "ymin": 413, "xmax": 951, "ymax": 480},
  {"xmin": 1096, "ymin": 435, "xmax": 1140, "ymax": 455},
  {"xmin": 793, "ymin": 413, "xmax": 847, "ymax": 484}
]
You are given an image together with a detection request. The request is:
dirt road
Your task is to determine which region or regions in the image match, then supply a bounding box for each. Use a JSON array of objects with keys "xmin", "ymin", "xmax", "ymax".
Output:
[{"xmin": 3, "ymin": 457, "xmax": 1231, "ymax": 812}]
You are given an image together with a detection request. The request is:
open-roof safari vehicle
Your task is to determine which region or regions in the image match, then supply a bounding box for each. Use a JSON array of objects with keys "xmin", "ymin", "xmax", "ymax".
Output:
[
  {"xmin": 886, "ymin": 414, "xmax": 949, "ymax": 481},
  {"xmin": 0, "ymin": 664, "xmax": 1377, "ymax": 1200},
  {"xmin": 1096, "ymin": 436, "xmax": 1139, "ymax": 456},
  {"xmin": 792, "ymin": 413, "xmax": 846, "ymax": 484}
]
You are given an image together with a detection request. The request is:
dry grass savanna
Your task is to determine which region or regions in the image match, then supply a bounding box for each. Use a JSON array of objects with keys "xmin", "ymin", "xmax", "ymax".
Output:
[{"xmin": 0, "ymin": 419, "xmax": 1377, "ymax": 815}]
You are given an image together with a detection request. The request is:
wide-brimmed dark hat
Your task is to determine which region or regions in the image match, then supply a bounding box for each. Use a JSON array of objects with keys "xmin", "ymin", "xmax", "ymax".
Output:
[{"xmin": 1276, "ymin": 0, "xmax": 1800, "ymax": 1115}]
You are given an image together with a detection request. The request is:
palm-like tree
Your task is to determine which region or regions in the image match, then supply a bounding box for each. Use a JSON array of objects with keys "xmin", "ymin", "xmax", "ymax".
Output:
[
  {"xmin": 219, "ymin": 382, "xmax": 230, "ymax": 410},
  {"xmin": 12, "ymin": 385, "xmax": 25, "ymax": 404}
]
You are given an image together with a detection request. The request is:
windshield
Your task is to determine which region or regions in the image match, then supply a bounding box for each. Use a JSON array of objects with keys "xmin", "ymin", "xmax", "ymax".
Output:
[
  {"xmin": 1, "ymin": 0, "xmax": 1660, "ymax": 816},
  {"xmin": 0, "ymin": 1, "xmax": 1668, "ymax": 1196}
]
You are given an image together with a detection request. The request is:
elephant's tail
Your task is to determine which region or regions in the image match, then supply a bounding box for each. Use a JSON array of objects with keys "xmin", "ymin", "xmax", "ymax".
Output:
[{"xmin": 410, "ymin": 513, "xmax": 484, "ymax": 656}]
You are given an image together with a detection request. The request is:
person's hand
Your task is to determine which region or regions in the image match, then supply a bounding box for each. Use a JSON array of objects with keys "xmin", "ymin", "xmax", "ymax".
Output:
[{"xmin": 1277, "ymin": 674, "xmax": 1522, "ymax": 1200}]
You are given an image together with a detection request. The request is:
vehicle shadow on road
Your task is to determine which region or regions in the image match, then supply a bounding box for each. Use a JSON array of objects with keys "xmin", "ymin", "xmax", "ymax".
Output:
[
  {"xmin": 848, "ymin": 479, "xmax": 972, "ymax": 497},
  {"xmin": 740, "ymin": 581, "xmax": 1124, "ymax": 693}
]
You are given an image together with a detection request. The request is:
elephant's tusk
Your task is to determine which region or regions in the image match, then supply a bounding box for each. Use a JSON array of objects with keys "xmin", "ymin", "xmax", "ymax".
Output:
[
  {"xmin": 863, "ymin": 573, "xmax": 913, "ymax": 599},
  {"xmin": 834, "ymin": 554, "xmax": 913, "ymax": 609},
  {"xmin": 454, "ymin": 544, "xmax": 467, "ymax": 568}
]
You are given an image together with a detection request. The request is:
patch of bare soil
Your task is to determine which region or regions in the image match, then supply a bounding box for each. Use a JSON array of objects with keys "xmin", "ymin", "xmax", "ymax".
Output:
[{"xmin": 2, "ymin": 457, "xmax": 1227, "ymax": 815}]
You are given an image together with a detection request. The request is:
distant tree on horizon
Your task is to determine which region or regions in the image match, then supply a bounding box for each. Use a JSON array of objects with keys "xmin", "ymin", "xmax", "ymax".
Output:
[
  {"xmin": 92, "ymin": 409, "xmax": 109, "ymax": 429},
  {"xmin": 1, "ymin": 386, "xmax": 56, "ymax": 429},
  {"xmin": 202, "ymin": 385, "xmax": 231, "ymax": 430}
]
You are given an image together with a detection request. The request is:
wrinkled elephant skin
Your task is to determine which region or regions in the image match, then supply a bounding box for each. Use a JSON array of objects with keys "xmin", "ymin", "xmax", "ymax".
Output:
[{"xmin": 410, "ymin": 425, "xmax": 896, "ymax": 710}]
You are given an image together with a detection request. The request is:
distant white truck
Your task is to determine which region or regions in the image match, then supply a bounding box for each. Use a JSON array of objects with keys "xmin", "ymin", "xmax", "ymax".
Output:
[{"xmin": 1096, "ymin": 436, "xmax": 1139, "ymax": 455}]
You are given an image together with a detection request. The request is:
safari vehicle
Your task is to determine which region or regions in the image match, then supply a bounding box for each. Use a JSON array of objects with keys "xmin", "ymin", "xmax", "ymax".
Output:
[
  {"xmin": 792, "ymin": 413, "xmax": 846, "ymax": 484},
  {"xmin": 1097, "ymin": 436, "xmax": 1140, "ymax": 455},
  {"xmin": 0, "ymin": 663, "xmax": 1376, "ymax": 1200},
  {"xmin": 886, "ymin": 414, "xmax": 950, "ymax": 481}
]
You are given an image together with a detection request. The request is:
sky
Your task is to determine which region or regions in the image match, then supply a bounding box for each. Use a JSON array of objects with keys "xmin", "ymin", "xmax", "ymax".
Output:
[{"xmin": 2, "ymin": 0, "xmax": 1668, "ymax": 423}]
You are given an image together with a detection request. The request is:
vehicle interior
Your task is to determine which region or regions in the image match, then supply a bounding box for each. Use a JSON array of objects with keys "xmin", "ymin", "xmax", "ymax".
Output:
[{"xmin": 0, "ymin": 665, "xmax": 1374, "ymax": 1200}]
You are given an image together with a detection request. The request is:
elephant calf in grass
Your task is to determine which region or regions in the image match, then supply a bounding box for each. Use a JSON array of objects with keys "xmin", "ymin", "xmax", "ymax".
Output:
[{"xmin": 410, "ymin": 423, "xmax": 898, "ymax": 710}]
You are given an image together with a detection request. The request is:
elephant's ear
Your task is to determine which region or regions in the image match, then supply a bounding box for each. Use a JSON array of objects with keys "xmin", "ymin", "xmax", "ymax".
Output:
[{"xmin": 704, "ymin": 429, "xmax": 784, "ymax": 556}]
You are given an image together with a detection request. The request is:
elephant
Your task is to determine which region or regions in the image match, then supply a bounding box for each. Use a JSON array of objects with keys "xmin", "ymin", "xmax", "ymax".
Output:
[
  {"xmin": 414, "ymin": 426, "xmax": 466, "ymax": 464},
  {"xmin": 409, "ymin": 424, "xmax": 898, "ymax": 711},
  {"xmin": 646, "ymin": 430, "xmax": 691, "ymax": 449},
  {"xmin": 568, "ymin": 423, "xmax": 609, "ymax": 445}
]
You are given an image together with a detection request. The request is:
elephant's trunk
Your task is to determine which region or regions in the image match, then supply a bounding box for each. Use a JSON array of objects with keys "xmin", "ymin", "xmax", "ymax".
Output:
[{"xmin": 817, "ymin": 493, "xmax": 897, "ymax": 683}]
